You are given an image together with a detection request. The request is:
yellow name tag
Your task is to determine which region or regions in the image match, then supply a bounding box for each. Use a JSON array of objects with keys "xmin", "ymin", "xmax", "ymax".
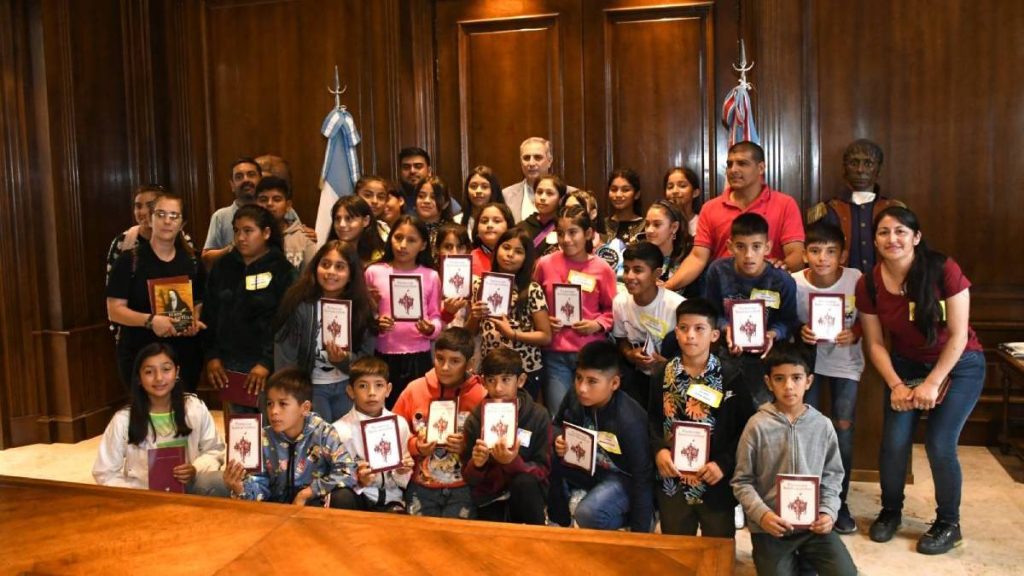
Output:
[
  {"xmin": 567, "ymin": 270, "xmax": 597, "ymax": 293},
  {"xmin": 245, "ymin": 272, "xmax": 272, "ymax": 291},
  {"xmin": 686, "ymin": 384, "xmax": 723, "ymax": 408},
  {"xmin": 750, "ymin": 289, "xmax": 781, "ymax": 309},
  {"xmin": 597, "ymin": 431, "xmax": 622, "ymax": 455},
  {"xmin": 908, "ymin": 301, "xmax": 946, "ymax": 322}
]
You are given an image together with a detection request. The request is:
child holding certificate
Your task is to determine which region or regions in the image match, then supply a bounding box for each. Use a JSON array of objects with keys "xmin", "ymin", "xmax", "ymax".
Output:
[
  {"xmin": 549, "ymin": 341, "xmax": 654, "ymax": 533},
  {"xmin": 365, "ymin": 215, "xmax": 444, "ymax": 407},
  {"xmin": 332, "ymin": 357, "xmax": 414, "ymax": 512},
  {"xmin": 462, "ymin": 349, "xmax": 552, "ymax": 525},
  {"xmin": 93, "ymin": 343, "xmax": 226, "ymax": 494},
  {"xmin": 392, "ymin": 328, "xmax": 487, "ymax": 518},
  {"xmin": 467, "ymin": 228, "xmax": 552, "ymax": 399},
  {"xmin": 435, "ymin": 223, "xmax": 472, "ymax": 328},
  {"xmin": 704, "ymin": 213, "xmax": 798, "ymax": 406},
  {"xmin": 613, "ymin": 241, "xmax": 685, "ymax": 408},
  {"xmin": 791, "ymin": 221, "xmax": 863, "ymax": 534},
  {"xmin": 469, "ymin": 203, "xmax": 513, "ymax": 274},
  {"xmin": 222, "ymin": 368, "xmax": 361, "ymax": 508},
  {"xmin": 649, "ymin": 298, "xmax": 754, "ymax": 537},
  {"xmin": 534, "ymin": 204, "xmax": 617, "ymax": 415},
  {"xmin": 274, "ymin": 240, "xmax": 378, "ymax": 423},
  {"xmin": 202, "ymin": 205, "xmax": 296, "ymax": 416},
  {"xmin": 731, "ymin": 345, "xmax": 856, "ymax": 575}
]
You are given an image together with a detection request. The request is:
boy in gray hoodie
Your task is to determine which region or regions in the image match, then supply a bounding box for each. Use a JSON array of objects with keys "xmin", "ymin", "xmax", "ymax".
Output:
[{"xmin": 731, "ymin": 344, "xmax": 857, "ymax": 576}]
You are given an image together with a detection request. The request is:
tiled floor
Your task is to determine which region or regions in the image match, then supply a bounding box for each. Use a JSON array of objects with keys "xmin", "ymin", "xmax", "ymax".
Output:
[{"xmin": 1, "ymin": 416, "xmax": 1021, "ymax": 575}]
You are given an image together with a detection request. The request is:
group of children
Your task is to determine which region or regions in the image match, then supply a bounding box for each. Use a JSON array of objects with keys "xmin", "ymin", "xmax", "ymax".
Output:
[{"xmin": 97, "ymin": 164, "xmax": 870, "ymax": 575}]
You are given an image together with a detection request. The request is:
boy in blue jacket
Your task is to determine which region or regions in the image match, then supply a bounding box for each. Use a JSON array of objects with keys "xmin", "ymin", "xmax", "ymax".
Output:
[
  {"xmin": 223, "ymin": 368, "xmax": 360, "ymax": 508},
  {"xmin": 549, "ymin": 340, "xmax": 654, "ymax": 532}
]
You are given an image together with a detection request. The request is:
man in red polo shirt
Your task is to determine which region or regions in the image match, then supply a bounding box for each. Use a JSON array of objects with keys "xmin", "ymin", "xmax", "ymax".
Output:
[{"xmin": 665, "ymin": 141, "xmax": 805, "ymax": 292}]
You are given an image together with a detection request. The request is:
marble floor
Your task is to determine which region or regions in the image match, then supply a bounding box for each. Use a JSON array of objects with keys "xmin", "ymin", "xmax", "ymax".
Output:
[{"xmin": 1, "ymin": 417, "xmax": 1021, "ymax": 575}]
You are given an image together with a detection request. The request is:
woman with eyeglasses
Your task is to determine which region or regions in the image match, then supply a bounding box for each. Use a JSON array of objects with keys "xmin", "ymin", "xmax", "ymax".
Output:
[{"xmin": 106, "ymin": 189, "xmax": 206, "ymax": 393}]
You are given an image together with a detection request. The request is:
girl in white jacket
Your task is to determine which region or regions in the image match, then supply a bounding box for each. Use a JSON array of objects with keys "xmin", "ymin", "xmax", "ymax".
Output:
[{"xmin": 93, "ymin": 342, "xmax": 226, "ymax": 494}]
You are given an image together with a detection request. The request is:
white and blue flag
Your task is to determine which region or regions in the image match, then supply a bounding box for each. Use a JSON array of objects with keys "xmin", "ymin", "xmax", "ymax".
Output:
[{"xmin": 314, "ymin": 107, "xmax": 361, "ymax": 247}]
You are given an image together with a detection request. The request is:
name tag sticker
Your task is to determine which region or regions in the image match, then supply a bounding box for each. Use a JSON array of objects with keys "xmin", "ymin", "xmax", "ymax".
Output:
[
  {"xmin": 517, "ymin": 428, "xmax": 532, "ymax": 448},
  {"xmin": 686, "ymin": 384, "xmax": 724, "ymax": 408},
  {"xmin": 567, "ymin": 270, "xmax": 597, "ymax": 293},
  {"xmin": 597, "ymin": 431, "xmax": 622, "ymax": 455},
  {"xmin": 245, "ymin": 272, "xmax": 272, "ymax": 291},
  {"xmin": 750, "ymin": 289, "xmax": 781, "ymax": 309}
]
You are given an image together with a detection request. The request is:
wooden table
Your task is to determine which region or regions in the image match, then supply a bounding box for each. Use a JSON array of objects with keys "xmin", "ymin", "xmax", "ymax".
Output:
[
  {"xmin": 997, "ymin": 349, "xmax": 1024, "ymax": 458},
  {"xmin": 0, "ymin": 476, "xmax": 734, "ymax": 575}
]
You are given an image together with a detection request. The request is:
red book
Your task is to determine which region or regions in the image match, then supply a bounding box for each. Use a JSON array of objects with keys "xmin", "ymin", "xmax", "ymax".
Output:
[
  {"xmin": 148, "ymin": 446, "xmax": 185, "ymax": 493},
  {"xmin": 219, "ymin": 370, "xmax": 259, "ymax": 408}
]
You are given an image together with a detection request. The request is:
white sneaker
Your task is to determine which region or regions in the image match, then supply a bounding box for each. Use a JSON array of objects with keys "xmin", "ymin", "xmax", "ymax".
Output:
[{"xmin": 734, "ymin": 504, "xmax": 745, "ymax": 530}]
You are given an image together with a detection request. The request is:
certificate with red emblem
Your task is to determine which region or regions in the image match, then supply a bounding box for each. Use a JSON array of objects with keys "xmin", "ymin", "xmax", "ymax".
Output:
[
  {"xmin": 480, "ymin": 272, "xmax": 515, "ymax": 318},
  {"xmin": 672, "ymin": 422, "xmax": 712, "ymax": 473},
  {"xmin": 481, "ymin": 400, "xmax": 518, "ymax": 449},
  {"xmin": 553, "ymin": 283, "xmax": 582, "ymax": 325},
  {"xmin": 776, "ymin": 474, "xmax": 820, "ymax": 529},
  {"xmin": 441, "ymin": 255, "xmax": 472, "ymax": 299},
  {"xmin": 320, "ymin": 298, "xmax": 352, "ymax": 349},
  {"xmin": 390, "ymin": 274, "xmax": 424, "ymax": 321},
  {"xmin": 227, "ymin": 414, "xmax": 263, "ymax": 472},
  {"xmin": 729, "ymin": 299, "xmax": 767, "ymax": 350},
  {"xmin": 426, "ymin": 399, "xmax": 459, "ymax": 444},
  {"xmin": 562, "ymin": 422, "xmax": 598, "ymax": 476},
  {"xmin": 360, "ymin": 414, "xmax": 403, "ymax": 473},
  {"xmin": 809, "ymin": 293, "xmax": 844, "ymax": 342}
]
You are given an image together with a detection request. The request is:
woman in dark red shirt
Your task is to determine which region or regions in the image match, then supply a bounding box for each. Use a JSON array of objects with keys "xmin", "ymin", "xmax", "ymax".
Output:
[{"xmin": 856, "ymin": 206, "xmax": 984, "ymax": 556}]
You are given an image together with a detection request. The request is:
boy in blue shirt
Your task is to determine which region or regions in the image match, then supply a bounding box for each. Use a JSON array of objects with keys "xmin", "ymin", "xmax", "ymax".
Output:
[{"xmin": 705, "ymin": 213, "xmax": 798, "ymax": 405}]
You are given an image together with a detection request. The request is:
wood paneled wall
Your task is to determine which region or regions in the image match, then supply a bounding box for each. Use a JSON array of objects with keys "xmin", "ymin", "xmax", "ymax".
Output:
[{"xmin": 1, "ymin": 0, "xmax": 1021, "ymax": 448}]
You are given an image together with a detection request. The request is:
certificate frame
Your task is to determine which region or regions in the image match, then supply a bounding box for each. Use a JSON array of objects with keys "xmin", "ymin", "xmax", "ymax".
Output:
[
  {"xmin": 390, "ymin": 274, "xmax": 424, "ymax": 322},
  {"xmin": 441, "ymin": 255, "xmax": 472, "ymax": 299},
  {"xmin": 479, "ymin": 272, "xmax": 515, "ymax": 318},
  {"xmin": 360, "ymin": 414, "xmax": 404, "ymax": 473},
  {"xmin": 220, "ymin": 370, "xmax": 259, "ymax": 408},
  {"xmin": 671, "ymin": 422, "xmax": 712, "ymax": 473},
  {"xmin": 147, "ymin": 446, "xmax": 186, "ymax": 493},
  {"xmin": 808, "ymin": 293, "xmax": 845, "ymax": 343},
  {"xmin": 775, "ymin": 474, "xmax": 820, "ymax": 529},
  {"xmin": 552, "ymin": 283, "xmax": 582, "ymax": 325},
  {"xmin": 226, "ymin": 413, "xmax": 263, "ymax": 472},
  {"xmin": 729, "ymin": 299, "xmax": 767, "ymax": 351},
  {"xmin": 481, "ymin": 399, "xmax": 518, "ymax": 449},
  {"xmin": 426, "ymin": 399, "xmax": 459, "ymax": 444},
  {"xmin": 320, "ymin": 298, "xmax": 352, "ymax": 349},
  {"xmin": 562, "ymin": 421, "xmax": 598, "ymax": 476}
]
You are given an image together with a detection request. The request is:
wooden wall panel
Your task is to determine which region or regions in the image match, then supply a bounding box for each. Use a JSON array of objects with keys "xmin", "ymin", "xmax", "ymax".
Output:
[
  {"xmin": 436, "ymin": 0, "xmax": 584, "ymax": 201},
  {"xmin": 582, "ymin": 1, "xmax": 715, "ymax": 212}
]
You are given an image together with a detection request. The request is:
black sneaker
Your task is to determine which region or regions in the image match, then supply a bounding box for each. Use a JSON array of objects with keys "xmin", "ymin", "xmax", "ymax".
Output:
[
  {"xmin": 916, "ymin": 520, "xmax": 963, "ymax": 555},
  {"xmin": 834, "ymin": 504, "xmax": 857, "ymax": 535},
  {"xmin": 869, "ymin": 508, "xmax": 902, "ymax": 542}
]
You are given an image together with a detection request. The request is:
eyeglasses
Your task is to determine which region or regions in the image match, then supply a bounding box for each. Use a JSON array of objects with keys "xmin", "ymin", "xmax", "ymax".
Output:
[{"xmin": 153, "ymin": 210, "xmax": 182, "ymax": 222}]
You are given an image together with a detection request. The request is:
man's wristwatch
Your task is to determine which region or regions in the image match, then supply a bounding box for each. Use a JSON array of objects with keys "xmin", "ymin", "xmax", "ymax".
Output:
[{"xmin": 144, "ymin": 314, "xmax": 155, "ymax": 329}]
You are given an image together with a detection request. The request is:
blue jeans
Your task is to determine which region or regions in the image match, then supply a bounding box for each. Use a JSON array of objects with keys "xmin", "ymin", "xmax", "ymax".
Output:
[
  {"xmin": 804, "ymin": 374, "xmax": 858, "ymax": 504},
  {"xmin": 879, "ymin": 351, "xmax": 985, "ymax": 523},
  {"xmin": 543, "ymin": 351, "xmax": 578, "ymax": 417},
  {"xmin": 312, "ymin": 380, "xmax": 352, "ymax": 423},
  {"xmin": 573, "ymin": 473, "xmax": 631, "ymax": 530}
]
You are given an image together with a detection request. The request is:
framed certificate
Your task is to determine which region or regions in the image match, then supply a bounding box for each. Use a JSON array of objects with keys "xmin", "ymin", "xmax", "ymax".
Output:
[
  {"xmin": 147, "ymin": 275, "xmax": 195, "ymax": 332},
  {"xmin": 320, "ymin": 298, "xmax": 352, "ymax": 349},
  {"xmin": 776, "ymin": 474, "xmax": 820, "ymax": 529},
  {"xmin": 147, "ymin": 446, "xmax": 185, "ymax": 493},
  {"xmin": 390, "ymin": 274, "xmax": 424, "ymax": 321},
  {"xmin": 729, "ymin": 299, "xmax": 767, "ymax": 350},
  {"xmin": 562, "ymin": 421, "xmax": 598, "ymax": 476},
  {"xmin": 672, "ymin": 422, "xmax": 712, "ymax": 473},
  {"xmin": 220, "ymin": 370, "xmax": 259, "ymax": 408},
  {"xmin": 441, "ymin": 255, "xmax": 472, "ymax": 299},
  {"xmin": 481, "ymin": 400, "xmax": 518, "ymax": 449},
  {"xmin": 426, "ymin": 399, "xmax": 459, "ymax": 444},
  {"xmin": 809, "ymin": 293, "xmax": 844, "ymax": 342},
  {"xmin": 479, "ymin": 272, "xmax": 515, "ymax": 318},
  {"xmin": 552, "ymin": 283, "xmax": 582, "ymax": 325},
  {"xmin": 360, "ymin": 414, "xmax": 404, "ymax": 473},
  {"xmin": 227, "ymin": 414, "xmax": 263, "ymax": 472}
]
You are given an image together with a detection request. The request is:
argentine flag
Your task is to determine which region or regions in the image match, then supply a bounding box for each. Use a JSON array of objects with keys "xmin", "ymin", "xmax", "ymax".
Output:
[{"xmin": 314, "ymin": 107, "xmax": 361, "ymax": 247}]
